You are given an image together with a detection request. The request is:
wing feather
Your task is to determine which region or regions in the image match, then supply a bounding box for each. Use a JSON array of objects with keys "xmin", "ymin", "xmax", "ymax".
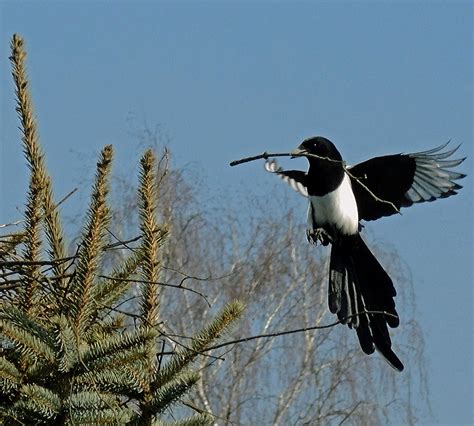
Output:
[
  {"xmin": 349, "ymin": 141, "xmax": 466, "ymax": 220},
  {"xmin": 264, "ymin": 159, "xmax": 309, "ymax": 197}
]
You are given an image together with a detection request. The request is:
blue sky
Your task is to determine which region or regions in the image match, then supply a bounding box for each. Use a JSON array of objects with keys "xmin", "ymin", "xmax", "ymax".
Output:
[{"xmin": 0, "ymin": 1, "xmax": 472, "ymax": 424}]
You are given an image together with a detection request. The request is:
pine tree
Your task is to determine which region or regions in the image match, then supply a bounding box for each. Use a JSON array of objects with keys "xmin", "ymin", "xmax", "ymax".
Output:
[{"xmin": 0, "ymin": 34, "xmax": 244, "ymax": 425}]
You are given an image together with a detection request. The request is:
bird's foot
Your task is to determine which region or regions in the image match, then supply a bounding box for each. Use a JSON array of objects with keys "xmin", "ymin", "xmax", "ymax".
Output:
[{"xmin": 306, "ymin": 228, "xmax": 334, "ymax": 246}]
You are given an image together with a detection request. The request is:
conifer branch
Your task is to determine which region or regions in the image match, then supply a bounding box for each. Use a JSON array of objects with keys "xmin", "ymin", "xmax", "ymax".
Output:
[
  {"xmin": 72, "ymin": 145, "xmax": 113, "ymax": 335},
  {"xmin": 138, "ymin": 150, "xmax": 168, "ymax": 329},
  {"xmin": 151, "ymin": 370, "xmax": 200, "ymax": 415},
  {"xmin": 154, "ymin": 300, "xmax": 244, "ymax": 388},
  {"xmin": 10, "ymin": 34, "xmax": 47, "ymax": 313},
  {"xmin": 80, "ymin": 328, "xmax": 157, "ymax": 367},
  {"xmin": 0, "ymin": 357, "xmax": 22, "ymax": 395},
  {"xmin": 0, "ymin": 305, "xmax": 56, "ymax": 363},
  {"xmin": 51, "ymin": 314, "xmax": 79, "ymax": 373},
  {"xmin": 42, "ymin": 182, "xmax": 70, "ymax": 288},
  {"xmin": 2, "ymin": 34, "xmax": 249, "ymax": 424},
  {"xmin": 137, "ymin": 149, "xmax": 171, "ymax": 419},
  {"xmin": 10, "ymin": 383, "xmax": 61, "ymax": 420},
  {"xmin": 93, "ymin": 251, "xmax": 142, "ymax": 311}
]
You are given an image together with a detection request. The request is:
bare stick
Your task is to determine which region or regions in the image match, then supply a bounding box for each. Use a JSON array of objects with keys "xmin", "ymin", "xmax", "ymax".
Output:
[
  {"xmin": 204, "ymin": 310, "xmax": 398, "ymax": 352},
  {"xmin": 230, "ymin": 151, "xmax": 342, "ymax": 167},
  {"xmin": 343, "ymin": 167, "xmax": 401, "ymax": 214},
  {"xmin": 155, "ymin": 310, "xmax": 398, "ymax": 356},
  {"xmin": 55, "ymin": 187, "xmax": 78, "ymax": 209},
  {"xmin": 98, "ymin": 275, "xmax": 211, "ymax": 307},
  {"xmin": 0, "ymin": 256, "xmax": 76, "ymax": 267},
  {"xmin": 0, "ymin": 220, "xmax": 23, "ymax": 229},
  {"xmin": 229, "ymin": 152, "xmax": 291, "ymax": 167},
  {"xmin": 230, "ymin": 150, "xmax": 400, "ymax": 214}
]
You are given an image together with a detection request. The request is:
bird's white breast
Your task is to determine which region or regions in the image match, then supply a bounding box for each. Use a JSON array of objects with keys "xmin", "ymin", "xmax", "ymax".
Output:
[{"xmin": 308, "ymin": 173, "xmax": 359, "ymax": 235}]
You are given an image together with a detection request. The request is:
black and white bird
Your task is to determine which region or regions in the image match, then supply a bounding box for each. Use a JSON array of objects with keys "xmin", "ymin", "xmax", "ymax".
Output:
[{"xmin": 265, "ymin": 136, "xmax": 465, "ymax": 371}]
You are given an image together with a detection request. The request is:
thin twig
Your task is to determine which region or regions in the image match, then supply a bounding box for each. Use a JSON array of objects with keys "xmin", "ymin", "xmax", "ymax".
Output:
[
  {"xmin": 98, "ymin": 275, "xmax": 211, "ymax": 307},
  {"xmin": 338, "ymin": 401, "xmax": 365, "ymax": 426},
  {"xmin": 0, "ymin": 220, "xmax": 23, "ymax": 228},
  {"xmin": 158, "ymin": 326, "xmax": 226, "ymax": 362},
  {"xmin": 104, "ymin": 231, "xmax": 142, "ymax": 251},
  {"xmin": 55, "ymin": 187, "xmax": 78, "ymax": 209},
  {"xmin": 154, "ymin": 310, "xmax": 398, "ymax": 360},
  {"xmin": 162, "ymin": 265, "xmax": 236, "ymax": 284},
  {"xmin": 100, "ymin": 303, "xmax": 144, "ymax": 320},
  {"xmin": 203, "ymin": 310, "xmax": 398, "ymax": 352},
  {"xmin": 343, "ymin": 167, "xmax": 400, "ymax": 214},
  {"xmin": 229, "ymin": 152, "xmax": 291, "ymax": 166},
  {"xmin": 0, "ymin": 256, "xmax": 75, "ymax": 267},
  {"xmin": 230, "ymin": 151, "xmax": 401, "ymax": 214},
  {"xmin": 0, "ymin": 272, "xmax": 73, "ymax": 286},
  {"xmin": 156, "ymin": 339, "xmax": 166, "ymax": 372}
]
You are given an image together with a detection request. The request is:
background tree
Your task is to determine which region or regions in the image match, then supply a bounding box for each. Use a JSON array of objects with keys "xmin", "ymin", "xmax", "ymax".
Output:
[{"xmin": 107, "ymin": 128, "xmax": 430, "ymax": 425}]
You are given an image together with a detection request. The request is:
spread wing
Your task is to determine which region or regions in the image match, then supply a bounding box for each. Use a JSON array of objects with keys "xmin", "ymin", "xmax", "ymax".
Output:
[
  {"xmin": 264, "ymin": 159, "xmax": 309, "ymax": 197},
  {"xmin": 348, "ymin": 141, "xmax": 466, "ymax": 221}
]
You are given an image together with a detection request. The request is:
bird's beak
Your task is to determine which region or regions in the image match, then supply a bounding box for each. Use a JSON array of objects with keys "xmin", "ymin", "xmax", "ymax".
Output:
[{"xmin": 290, "ymin": 147, "xmax": 306, "ymax": 159}]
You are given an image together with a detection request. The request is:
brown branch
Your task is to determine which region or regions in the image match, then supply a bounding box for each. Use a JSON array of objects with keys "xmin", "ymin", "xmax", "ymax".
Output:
[
  {"xmin": 104, "ymin": 231, "xmax": 142, "ymax": 250},
  {"xmin": 203, "ymin": 310, "xmax": 398, "ymax": 352},
  {"xmin": 161, "ymin": 265, "xmax": 236, "ymax": 284},
  {"xmin": 0, "ymin": 256, "xmax": 75, "ymax": 267},
  {"xmin": 0, "ymin": 233, "xmax": 142, "ymax": 269},
  {"xmin": 229, "ymin": 152, "xmax": 291, "ymax": 167},
  {"xmin": 0, "ymin": 188, "xmax": 77, "ymax": 232},
  {"xmin": 230, "ymin": 150, "xmax": 401, "ymax": 214},
  {"xmin": 54, "ymin": 187, "xmax": 78, "ymax": 210},
  {"xmin": 100, "ymin": 303, "xmax": 146, "ymax": 321},
  {"xmin": 157, "ymin": 327, "xmax": 226, "ymax": 362},
  {"xmin": 0, "ymin": 272, "xmax": 74, "ymax": 287},
  {"xmin": 343, "ymin": 167, "xmax": 401, "ymax": 214},
  {"xmin": 98, "ymin": 275, "xmax": 211, "ymax": 307},
  {"xmin": 338, "ymin": 401, "xmax": 366, "ymax": 425},
  {"xmin": 153, "ymin": 310, "xmax": 399, "ymax": 366},
  {"xmin": 230, "ymin": 151, "xmax": 343, "ymax": 167}
]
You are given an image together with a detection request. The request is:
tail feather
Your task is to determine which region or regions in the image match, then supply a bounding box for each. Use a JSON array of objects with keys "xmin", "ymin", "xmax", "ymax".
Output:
[{"xmin": 329, "ymin": 234, "xmax": 404, "ymax": 371}]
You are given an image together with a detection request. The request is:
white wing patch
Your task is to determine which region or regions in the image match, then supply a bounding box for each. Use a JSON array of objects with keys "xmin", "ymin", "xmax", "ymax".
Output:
[
  {"xmin": 404, "ymin": 142, "xmax": 466, "ymax": 204},
  {"xmin": 264, "ymin": 159, "xmax": 308, "ymax": 197}
]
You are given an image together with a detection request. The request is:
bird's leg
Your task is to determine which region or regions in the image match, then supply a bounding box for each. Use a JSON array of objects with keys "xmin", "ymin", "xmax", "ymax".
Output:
[{"xmin": 306, "ymin": 228, "xmax": 334, "ymax": 246}]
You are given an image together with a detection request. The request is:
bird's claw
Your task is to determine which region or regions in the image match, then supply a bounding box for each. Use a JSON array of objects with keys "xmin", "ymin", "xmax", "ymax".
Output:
[{"xmin": 306, "ymin": 228, "xmax": 334, "ymax": 246}]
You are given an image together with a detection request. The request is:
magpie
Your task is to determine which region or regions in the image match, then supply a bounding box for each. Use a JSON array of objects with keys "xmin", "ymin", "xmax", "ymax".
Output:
[{"xmin": 265, "ymin": 136, "xmax": 466, "ymax": 371}]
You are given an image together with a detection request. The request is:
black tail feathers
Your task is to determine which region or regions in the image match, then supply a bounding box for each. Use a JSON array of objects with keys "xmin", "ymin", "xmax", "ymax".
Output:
[{"xmin": 329, "ymin": 234, "xmax": 404, "ymax": 371}]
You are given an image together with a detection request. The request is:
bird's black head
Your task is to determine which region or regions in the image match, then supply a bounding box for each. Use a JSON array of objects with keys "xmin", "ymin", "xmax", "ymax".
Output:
[{"xmin": 291, "ymin": 136, "xmax": 343, "ymax": 163}]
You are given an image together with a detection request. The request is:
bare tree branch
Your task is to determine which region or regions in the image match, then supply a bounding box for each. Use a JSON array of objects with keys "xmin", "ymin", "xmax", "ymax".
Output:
[
  {"xmin": 203, "ymin": 311, "xmax": 398, "ymax": 352},
  {"xmin": 229, "ymin": 152, "xmax": 290, "ymax": 167},
  {"xmin": 230, "ymin": 151, "xmax": 401, "ymax": 214},
  {"xmin": 98, "ymin": 275, "xmax": 211, "ymax": 306}
]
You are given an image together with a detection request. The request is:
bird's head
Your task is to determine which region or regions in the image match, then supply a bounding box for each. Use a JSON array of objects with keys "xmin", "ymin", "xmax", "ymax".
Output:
[{"xmin": 290, "ymin": 136, "xmax": 343, "ymax": 164}]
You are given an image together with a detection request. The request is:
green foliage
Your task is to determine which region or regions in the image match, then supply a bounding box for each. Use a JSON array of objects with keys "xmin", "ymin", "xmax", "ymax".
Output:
[
  {"xmin": 155, "ymin": 301, "xmax": 245, "ymax": 389},
  {"xmin": 0, "ymin": 34, "xmax": 243, "ymax": 425},
  {"xmin": 152, "ymin": 414, "xmax": 214, "ymax": 426}
]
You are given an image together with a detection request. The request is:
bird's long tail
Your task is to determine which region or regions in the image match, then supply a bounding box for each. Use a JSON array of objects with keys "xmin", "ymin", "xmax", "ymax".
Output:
[{"xmin": 329, "ymin": 234, "xmax": 404, "ymax": 371}]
